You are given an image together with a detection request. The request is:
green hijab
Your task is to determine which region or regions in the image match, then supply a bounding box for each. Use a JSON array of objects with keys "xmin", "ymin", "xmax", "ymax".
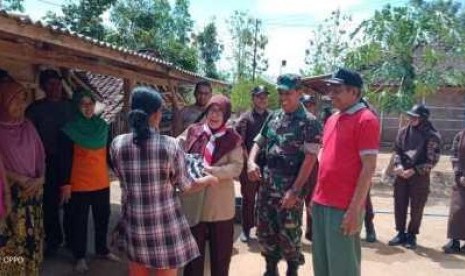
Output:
[{"xmin": 62, "ymin": 90, "xmax": 108, "ymax": 149}]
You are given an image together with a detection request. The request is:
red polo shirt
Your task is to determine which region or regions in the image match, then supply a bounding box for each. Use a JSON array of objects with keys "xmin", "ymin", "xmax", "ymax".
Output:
[{"xmin": 313, "ymin": 103, "xmax": 380, "ymax": 210}]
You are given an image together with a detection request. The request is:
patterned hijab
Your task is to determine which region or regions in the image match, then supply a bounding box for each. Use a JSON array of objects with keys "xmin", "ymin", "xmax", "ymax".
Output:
[
  {"xmin": 0, "ymin": 77, "xmax": 45, "ymax": 178},
  {"xmin": 185, "ymin": 95, "xmax": 241, "ymax": 165},
  {"xmin": 62, "ymin": 90, "xmax": 108, "ymax": 149}
]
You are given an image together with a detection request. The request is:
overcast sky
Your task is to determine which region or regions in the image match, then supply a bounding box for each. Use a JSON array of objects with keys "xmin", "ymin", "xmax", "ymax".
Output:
[{"xmin": 24, "ymin": 0, "xmax": 409, "ymax": 79}]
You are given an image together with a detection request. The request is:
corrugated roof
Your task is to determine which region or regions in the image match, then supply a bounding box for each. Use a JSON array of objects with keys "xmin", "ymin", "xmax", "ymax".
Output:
[{"xmin": 0, "ymin": 10, "xmax": 229, "ymax": 87}]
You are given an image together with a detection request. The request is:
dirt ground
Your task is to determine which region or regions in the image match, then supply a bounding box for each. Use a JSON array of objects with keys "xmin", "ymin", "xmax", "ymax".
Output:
[{"xmin": 41, "ymin": 153, "xmax": 465, "ymax": 276}]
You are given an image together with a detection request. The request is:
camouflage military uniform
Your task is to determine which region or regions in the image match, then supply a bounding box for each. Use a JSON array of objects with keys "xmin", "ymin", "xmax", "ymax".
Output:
[{"xmin": 254, "ymin": 104, "xmax": 321, "ymax": 263}]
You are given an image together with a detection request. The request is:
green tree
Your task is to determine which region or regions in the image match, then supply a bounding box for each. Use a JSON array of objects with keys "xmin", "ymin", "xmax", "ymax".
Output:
[
  {"xmin": 197, "ymin": 21, "xmax": 223, "ymax": 79},
  {"xmin": 303, "ymin": 9, "xmax": 353, "ymax": 75},
  {"xmin": 172, "ymin": 0, "xmax": 193, "ymax": 44},
  {"xmin": 0, "ymin": 0, "xmax": 24, "ymax": 11},
  {"xmin": 228, "ymin": 11, "xmax": 268, "ymax": 81},
  {"xmin": 109, "ymin": 0, "xmax": 198, "ymax": 71},
  {"xmin": 43, "ymin": 0, "xmax": 116, "ymax": 40},
  {"xmin": 346, "ymin": 0, "xmax": 465, "ymax": 112}
]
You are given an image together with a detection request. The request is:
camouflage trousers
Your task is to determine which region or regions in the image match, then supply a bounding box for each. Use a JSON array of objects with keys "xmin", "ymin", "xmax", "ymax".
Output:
[{"xmin": 256, "ymin": 185, "xmax": 304, "ymax": 262}]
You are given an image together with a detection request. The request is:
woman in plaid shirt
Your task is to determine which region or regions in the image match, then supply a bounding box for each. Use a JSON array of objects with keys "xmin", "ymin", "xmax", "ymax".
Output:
[{"xmin": 110, "ymin": 87, "xmax": 217, "ymax": 276}]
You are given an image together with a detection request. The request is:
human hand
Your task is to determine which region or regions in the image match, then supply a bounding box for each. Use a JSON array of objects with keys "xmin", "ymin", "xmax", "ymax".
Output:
[
  {"xmin": 460, "ymin": 176, "xmax": 465, "ymax": 187},
  {"xmin": 393, "ymin": 167, "xmax": 404, "ymax": 177},
  {"xmin": 60, "ymin": 185, "xmax": 72, "ymax": 205},
  {"xmin": 23, "ymin": 178, "xmax": 43, "ymax": 199},
  {"xmin": 204, "ymin": 174, "xmax": 219, "ymax": 187},
  {"xmin": 281, "ymin": 190, "xmax": 299, "ymax": 209},
  {"xmin": 402, "ymin": 169, "xmax": 415, "ymax": 179},
  {"xmin": 247, "ymin": 162, "xmax": 261, "ymax": 182},
  {"xmin": 341, "ymin": 207, "xmax": 362, "ymax": 236}
]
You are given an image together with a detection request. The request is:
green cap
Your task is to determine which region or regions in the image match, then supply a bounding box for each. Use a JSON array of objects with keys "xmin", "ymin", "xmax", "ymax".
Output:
[{"xmin": 277, "ymin": 74, "xmax": 301, "ymax": 91}]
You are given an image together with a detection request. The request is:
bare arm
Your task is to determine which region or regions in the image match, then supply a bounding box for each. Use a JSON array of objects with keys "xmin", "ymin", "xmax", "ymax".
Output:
[
  {"xmin": 341, "ymin": 154, "xmax": 377, "ymax": 236},
  {"xmin": 247, "ymin": 143, "xmax": 262, "ymax": 181},
  {"xmin": 348, "ymin": 154, "xmax": 377, "ymax": 211}
]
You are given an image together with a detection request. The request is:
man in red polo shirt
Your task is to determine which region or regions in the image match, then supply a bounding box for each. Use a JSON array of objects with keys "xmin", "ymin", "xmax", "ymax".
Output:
[{"xmin": 311, "ymin": 68, "xmax": 380, "ymax": 276}]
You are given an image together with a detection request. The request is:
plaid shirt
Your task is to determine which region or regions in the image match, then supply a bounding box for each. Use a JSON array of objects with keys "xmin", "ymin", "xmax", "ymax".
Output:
[{"xmin": 110, "ymin": 131, "xmax": 200, "ymax": 268}]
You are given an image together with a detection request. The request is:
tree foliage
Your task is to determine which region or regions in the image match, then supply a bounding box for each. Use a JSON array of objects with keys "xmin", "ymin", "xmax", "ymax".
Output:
[
  {"xmin": 230, "ymin": 77, "xmax": 278, "ymax": 113},
  {"xmin": 303, "ymin": 9, "xmax": 353, "ymax": 76},
  {"xmin": 172, "ymin": 0, "xmax": 193, "ymax": 45},
  {"xmin": 44, "ymin": 0, "xmax": 116, "ymax": 40},
  {"xmin": 0, "ymin": 0, "xmax": 24, "ymax": 11},
  {"xmin": 228, "ymin": 11, "xmax": 268, "ymax": 81},
  {"xmin": 345, "ymin": 0, "xmax": 465, "ymax": 112},
  {"xmin": 196, "ymin": 21, "xmax": 223, "ymax": 79},
  {"xmin": 108, "ymin": 0, "xmax": 198, "ymax": 71}
]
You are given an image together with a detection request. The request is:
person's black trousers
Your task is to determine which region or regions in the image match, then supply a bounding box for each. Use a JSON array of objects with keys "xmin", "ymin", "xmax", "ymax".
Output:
[
  {"xmin": 69, "ymin": 188, "xmax": 111, "ymax": 259},
  {"xmin": 43, "ymin": 156, "xmax": 71, "ymax": 249}
]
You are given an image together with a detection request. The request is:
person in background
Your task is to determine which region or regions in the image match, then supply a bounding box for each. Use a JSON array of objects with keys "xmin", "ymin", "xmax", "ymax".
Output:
[
  {"xmin": 0, "ymin": 71, "xmax": 46, "ymax": 276},
  {"xmin": 248, "ymin": 74, "xmax": 321, "ymax": 276},
  {"xmin": 321, "ymin": 106, "xmax": 333, "ymax": 125},
  {"xmin": 172, "ymin": 81, "xmax": 213, "ymax": 136},
  {"xmin": 389, "ymin": 104, "xmax": 441, "ymax": 250},
  {"xmin": 299, "ymin": 94, "xmax": 320, "ymax": 243},
  {"xmin": 111, "ymin": 86, "xmax": 218, "ymax": 276},
  {"xmin": 311, "ymin": 68, "xmax": 379, "ymax": 276},
  {"xmin": 235, "ymin": 85, "xmax": 270, "ymax": 243},
  {"xmin": 443, "ymin": 128, "xmax": 465, "ymax": 254},
  {"xmin": 26, "ymin": 69, "xmax": 75, "ymax": 255},
  {"xmin": 301, "ymin": 94, "xmax": 317, "ymax": 116},
  {"xmin": 58, "ymin": 90, "xmax": 119, "ymax": 273},
  {"xmin": 181, "ymin": 95, "xmax": 243, "ymax": 276}
]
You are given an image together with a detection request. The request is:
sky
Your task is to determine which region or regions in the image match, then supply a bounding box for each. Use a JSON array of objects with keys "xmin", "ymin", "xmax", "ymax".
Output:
[{"xmin": 23, "ymin": 0, "xmax": 410, "ymax": 80}]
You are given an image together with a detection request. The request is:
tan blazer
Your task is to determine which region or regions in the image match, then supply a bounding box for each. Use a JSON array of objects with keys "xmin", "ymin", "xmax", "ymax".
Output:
[
  {"xmin": 200, "ymin": 145, "xmax": 243, "ymax": 222},
  {"xmin": 177, "ymin": 130, "xmax": 244, "ymax": 224}
]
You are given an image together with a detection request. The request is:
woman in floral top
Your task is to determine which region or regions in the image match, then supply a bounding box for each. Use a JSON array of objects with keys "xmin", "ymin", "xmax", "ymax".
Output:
[{"xmin": 0, "ymin": 71, "xmax": 45, "ymax": 276}]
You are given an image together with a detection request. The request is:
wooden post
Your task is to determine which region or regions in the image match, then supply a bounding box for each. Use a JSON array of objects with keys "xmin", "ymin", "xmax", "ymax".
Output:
[
  {"xmin": 168, "ymin": 78, "xmax": 179, "ymax": 136},
  {"xmin": 122, "ymin": 78, "xmax": 133, "ymax": 133}
]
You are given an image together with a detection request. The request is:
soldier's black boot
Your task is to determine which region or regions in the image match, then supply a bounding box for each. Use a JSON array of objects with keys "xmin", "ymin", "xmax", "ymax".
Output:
[
  {"xmin": 404, "ymin": 233, "xmax": 417, "ymax": 250},
  {"xmin": 264, "ymin": 256, "xmax": 279, "ymax": 276},
  {"xmin": 443, "ymin": 239, "xmax": 461, "ymax": 254},
  {"xmin": 286, "ymin": 261, "xmax": 299, "ymax": 276},
  {"xmin": 388, "ymin": 231, "xmax": 406, "ymax": 246}
]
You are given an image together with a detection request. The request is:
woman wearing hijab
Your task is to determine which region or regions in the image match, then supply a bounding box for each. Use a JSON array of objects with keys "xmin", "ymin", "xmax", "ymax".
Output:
[
  {"xmin": 389, "ymin": 104, "xmax": 441, "ymax": 250},
  {"xmin": 58, "ymin": 90, "xmax": 119, "ymax": 273},
  {"xmin": 442, "ymin": 129, "xmax": 465, "ymax": 254},
  {"xmin": 180, "ymin": 95, "xmax": 243, "ymax": 276},
  {"xmin": 0, "ymin": 72, "xmax": 46, "ymax": 275},
  {"xmin": 110, "ymin": 86, "xmax": 217, "ymax": 276}
]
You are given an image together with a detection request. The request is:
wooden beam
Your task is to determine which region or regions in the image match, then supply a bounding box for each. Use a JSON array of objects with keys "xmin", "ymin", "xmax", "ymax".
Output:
[
  {"xmin": 123, "ymin": 78, "xmax": 133, "ymax": 113},
  {"xmin": 0, "ymin": 17, "xmax": 170, "ymax": 74},
  {"xmin": 0, "ymin": 38, "xmax": 180, "ymax": 86},
  {"xmin": 0, "ymin": 17, "xmax": 209, "ymax": 85}
]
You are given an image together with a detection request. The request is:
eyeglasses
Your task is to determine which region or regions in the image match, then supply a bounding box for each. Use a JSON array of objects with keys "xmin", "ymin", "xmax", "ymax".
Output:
[{"xmin": 207, "ymin": 107, "xmax": 223, "ymax": 115}]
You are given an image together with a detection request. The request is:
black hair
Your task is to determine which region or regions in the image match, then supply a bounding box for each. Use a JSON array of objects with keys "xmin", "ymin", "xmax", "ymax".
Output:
[
  {"xmin": 39, "ymin": 69, "xmax": 61, "ymax": 90},
  {"xmin": 194, "ymin": 80, "xmax": 212, "ymax": 94},
  {"xmin": 0, "ymin": 69, "xmax": 13, "ymax": 83},
  {"xmin": 128, "ymin": 86, "xmax": 163, "ymax": 146}
]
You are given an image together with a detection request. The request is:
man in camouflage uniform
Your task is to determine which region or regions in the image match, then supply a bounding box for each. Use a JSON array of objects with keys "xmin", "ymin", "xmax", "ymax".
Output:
[{"xmin": 248, "ymin": 74, "xmax": 321, "ymax": 276}]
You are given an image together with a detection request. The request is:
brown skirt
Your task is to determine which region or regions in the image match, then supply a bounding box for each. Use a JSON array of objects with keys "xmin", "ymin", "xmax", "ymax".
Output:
[{"xmin": 447, "ymin": 185, "xmax": 465, "ymax": 240}]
